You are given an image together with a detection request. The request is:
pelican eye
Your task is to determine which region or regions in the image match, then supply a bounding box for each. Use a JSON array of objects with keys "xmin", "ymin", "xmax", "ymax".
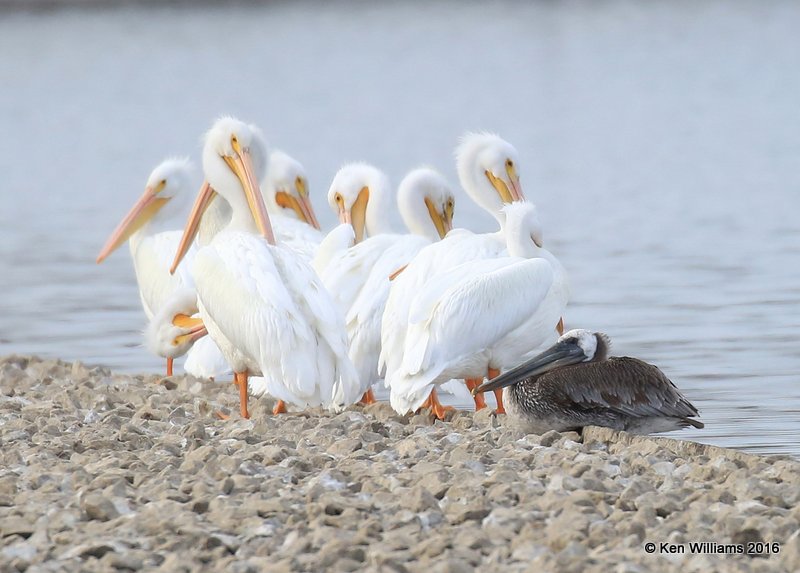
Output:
[
  {"xmin": 160, "ymin": 179, "xmax": 167, "ymax": 186},
  {"xmin": 506, "ymin": 159, "xmax": 514, "ymax": 168},
  {"xmin": 335, "ymin": 193, "xmax": 343, "ymax": 204}
]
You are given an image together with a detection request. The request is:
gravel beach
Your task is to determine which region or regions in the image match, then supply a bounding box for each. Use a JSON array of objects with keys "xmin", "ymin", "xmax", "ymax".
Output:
[{"xmin": 1, "ymin": 354, "xmax": 798, "ymax": 572}]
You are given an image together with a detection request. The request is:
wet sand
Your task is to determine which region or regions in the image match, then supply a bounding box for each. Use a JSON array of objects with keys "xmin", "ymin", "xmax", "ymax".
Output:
[{"xmin": 1, "ymin": 355, "xmax": 798, "ymax": 572}]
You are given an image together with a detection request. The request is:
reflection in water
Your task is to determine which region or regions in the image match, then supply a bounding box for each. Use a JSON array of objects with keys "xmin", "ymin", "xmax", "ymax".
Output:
[{"xmin": 0, "ymin": 1, "xmax": 798, "ymax": 455}]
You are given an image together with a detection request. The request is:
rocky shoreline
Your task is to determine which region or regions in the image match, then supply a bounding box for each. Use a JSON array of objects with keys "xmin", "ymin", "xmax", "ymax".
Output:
[{"xmin": 1, "ymin": 355, "xmax": 798, "ymax": 572}]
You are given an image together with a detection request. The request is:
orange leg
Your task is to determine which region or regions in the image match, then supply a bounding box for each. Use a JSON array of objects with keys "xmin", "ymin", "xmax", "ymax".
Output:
[
  {"xmin": 272, "ymin": 400, "xmax": 288, "ymax": 415},
  {"xmin": 234, "ymin": 371, "xmax": 250, "ymax": 419},
  {"xmin": 166, "ymin": 357, "xmax": 174, "ymax": 377},
  {"xmin": 556, "ymin": 317, "xmax": 565, "ymax": 336},
  {"xmin": 359, "ymin": 388, "xmax": 377, "ymax": 405},
  {"xmin": 488, "ymin": 368, "xmax": 505, "ymax": 414},
  {"xmin": 464, "ymin": 379, "xmax": 487, "ymax": 411},
  {"xmin": 419, "ymin": 388, "xmax": 454, "ymax": 420}
]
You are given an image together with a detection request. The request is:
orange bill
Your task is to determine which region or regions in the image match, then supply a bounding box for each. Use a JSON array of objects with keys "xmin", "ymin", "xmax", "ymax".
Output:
[
  {"xmin": 229, "ymin": 140, "xmax": 275, "ymax": 244},
  {"xmin": 295, "ymin": 177, "xmax": 321, "ymax": 230},
  {"xmin": 96, "ymin": 183, "xmax": 169, "ymax": 263},
  {"xmin": 424, "ymin": 197, "xmax": 453, "ymax": 239},
  {"xmin": 170, "ymin": 181, "xmax": 217, "ymax": 274},
  {"xmin": 350, "ymin": 186, "xmax": 370, "ymax": 243}
]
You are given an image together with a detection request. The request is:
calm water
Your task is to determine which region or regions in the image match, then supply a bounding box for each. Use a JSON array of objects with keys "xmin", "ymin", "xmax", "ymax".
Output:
[{"xmin": 1, "ymin": 1, "xmax": 798, "ymax": 456}]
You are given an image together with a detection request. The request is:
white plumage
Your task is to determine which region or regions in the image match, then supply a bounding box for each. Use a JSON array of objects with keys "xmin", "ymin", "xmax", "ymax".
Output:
[
  {"xmin": 193, "ymin": 231, "xmax": 358, "ymax": 407},
  {"xmin": 380, "ymin": 133, "xmax": 529, "ymax": 393},
  {"xmin": 97, "ymin": 158, "xmax": 197, "ymax": 320},
  {"xmin": 388, "ymin": 202, "xmax": 568, "ymax": 414},
  {"xmin": 97, "ymin": 158, "xmax": 209, "ymax": 375},
  {"xmin": 319, "ymin": 167, "xmax": 455, "ymax": 398},
  {"xmin": 144, "ymin": 287, "xmax": 207, "ymax": 360},
  {"xmin": 262, "ymin": 150, "xmax": 323, "ymax": 260},
  {"xmin": 171, "ymin": 117, "xmax": 360, "ymax": 417}
]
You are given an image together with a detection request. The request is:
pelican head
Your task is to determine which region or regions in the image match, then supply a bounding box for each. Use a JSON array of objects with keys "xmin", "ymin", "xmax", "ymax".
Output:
[
  {"xmin": 327, "ymin": 162, "xmax": 389, "ymax": 243},
  {"xmin": 502, "ymin": 201, "xmax": 543, "ymax": 257},
  {"xmin": 170, "ymin": 117, "xmax": 273, "ymax": 273},
  {"xmin": 475, "ymin": 329, "xmax": 611, "ymax": 394},
  {"xmin": 556, "ymin": 329, "xmax": 611, "ymax": 363},
  {"xmin": 397, "ymin": 167, "xmax": 455, "ymax": 241},
  {"xmin": 264, "ymin": 150, "xmax": 320, "ymax": 229},
  {"xmin": 96, "ymin": 157, "xmax": 194, "ymax": 263},
  {"xmin": 456, "ymin": 132, "xmax": 524, "ymax": 224},
  {"xmin": 145, "ymin": 288, "xmax": 207, "ymax": 359}
]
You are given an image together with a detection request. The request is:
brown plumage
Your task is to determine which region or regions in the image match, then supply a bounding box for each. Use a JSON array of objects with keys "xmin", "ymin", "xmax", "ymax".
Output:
[{"xmin": 476, "ymin": 329, "xmax": 704, "ymax": 435}]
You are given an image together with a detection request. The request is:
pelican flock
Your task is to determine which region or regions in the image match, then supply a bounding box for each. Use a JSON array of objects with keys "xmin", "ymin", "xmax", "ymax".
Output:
[{"xmin": 96, "ymin": 116, "xmax": 703, "ymax": 435}]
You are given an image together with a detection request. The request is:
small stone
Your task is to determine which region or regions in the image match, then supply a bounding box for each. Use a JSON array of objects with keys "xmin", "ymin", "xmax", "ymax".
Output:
[
  {"xmin": 539, "ymin": 430, "xmax": 562, "ymax": 447},
  {"xmin": 446, "ymin": 501, "xmax": 490, "ymax": 524},
  {"xmin": 221, "ymin": 477, "xmax": 235, "ymax": 495},
  {"xmin": 103, "ymin": 551, "xmax": 144, "ymax": 571},
  {"xmin": 328, "ymin": 439, "xmax": 362, "ymax": 456},
  {"xmin": 81, "ymin": 493, "xmax": 120, "ymax": 522},
  {"xmin": 403, "ymin": 485, "xmax": 440, "ymax": 512},
  {"xmin": 0, "ymin": 517, "xmax": 35, "ymax": 539}
]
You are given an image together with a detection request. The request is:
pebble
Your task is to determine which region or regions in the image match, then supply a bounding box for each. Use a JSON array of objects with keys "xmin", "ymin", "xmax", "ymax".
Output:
[{"xmin": 1, "ymin": 354, "xmax": 798, "ymax": 573}]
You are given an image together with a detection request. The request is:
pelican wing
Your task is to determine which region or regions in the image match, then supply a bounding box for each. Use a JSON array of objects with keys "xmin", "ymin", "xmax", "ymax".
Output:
[
  {"xmin": 379, "ymin": 229, "xmax": 504, "ymax": 378},
  {"xmin": 320, "ymin": 235, "xmax": 397, "ymax": 316},
  {"xmin": 398, "ymin": 257, "xmax": 555, "ymax": 395},
  {"xmin": 540, "ymin": 357, "xmax": 701, "ymax": 420},
  {"xmin": 272, "ymin": 246, "xmax": 361, "ymax": 407},
  {"xmin": 193, "ymin": 233, "xmax": 328, "ymax": 406},
  {"xmin": 346, "ymin": 235, "xmax": 430, "ymax": 389}
]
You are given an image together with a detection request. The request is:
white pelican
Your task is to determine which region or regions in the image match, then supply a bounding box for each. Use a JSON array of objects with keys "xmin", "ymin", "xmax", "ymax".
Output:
[
  {"xmin": 380, "ymin": 133, "xmax": 539, "ymax": 414},
  {"xmin": 262, "ymin": 150, "xmax": 323, "ymax": 260},
  {"xmin": 96, "ymin": 158, "xmax": 197, "ymax": 375},
  {"xmin": 319, "ymin": 167, "xmax": 455, "ymax": 403},
  {"xmin": 171, "ymin": 117, "xmax": 360, "ymax": 418},
  {"xmin": 387, "ymin": 202, "xmax": 568, "ymax": 417},
  {"xmin": 311, "ymin": 162, "xmax": 393, "ymax": 323},
  {"xmin": 322, "ymin": 162, "xmax": 393, "ymax": 247},
  {"xmin": 475, "ymin": 329, "xmax": 704, "ymax": 434}
]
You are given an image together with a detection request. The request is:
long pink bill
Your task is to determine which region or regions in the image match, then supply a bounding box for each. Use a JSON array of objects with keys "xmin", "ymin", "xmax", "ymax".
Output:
[
  {"xmin": 170, "ymin": 181, "xmax": 217, "ymax": 275},
  {"xmin": 96, "ymin": 187, "xmax": 169, "ymax": 263}
]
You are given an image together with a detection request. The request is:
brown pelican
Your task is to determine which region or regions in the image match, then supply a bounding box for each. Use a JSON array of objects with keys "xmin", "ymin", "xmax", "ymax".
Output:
[{"xmin": 474, "ymin": 329, "xmax": 704, "ymax": 434}]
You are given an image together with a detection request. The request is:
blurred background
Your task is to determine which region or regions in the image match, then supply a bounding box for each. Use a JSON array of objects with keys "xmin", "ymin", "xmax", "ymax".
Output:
[{"xmin": 1, "ymin": 0, "xmax": 798, "ymax": 455}]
